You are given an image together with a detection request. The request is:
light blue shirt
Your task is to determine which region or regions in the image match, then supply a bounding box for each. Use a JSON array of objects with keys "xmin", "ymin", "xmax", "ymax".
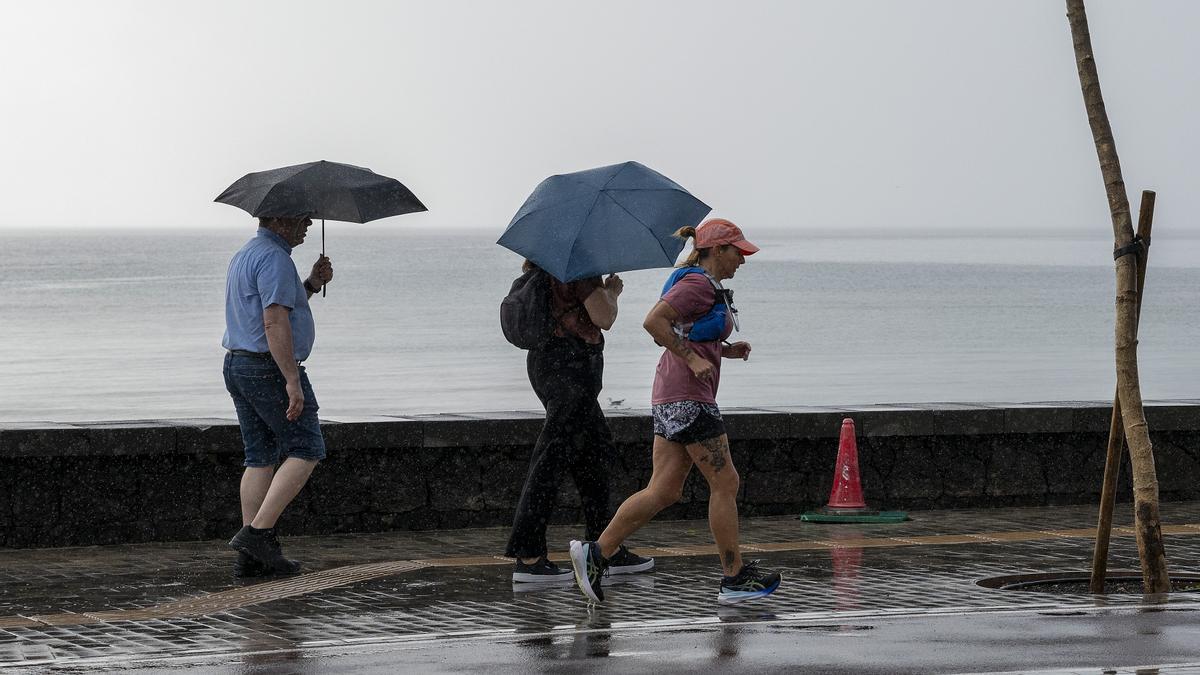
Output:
[{"xmin": 222, "ymin": 228, "xmax": 316, "ymax": 361}]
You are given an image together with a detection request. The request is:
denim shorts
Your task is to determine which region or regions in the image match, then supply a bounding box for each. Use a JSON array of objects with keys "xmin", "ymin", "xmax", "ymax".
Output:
[{"xmin": 223, "ymin": 352, "xmax": 326, "ymax": 467}]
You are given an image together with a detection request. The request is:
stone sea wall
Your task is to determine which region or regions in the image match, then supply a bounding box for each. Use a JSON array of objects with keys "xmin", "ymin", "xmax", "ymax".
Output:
[{"xmin": 2, "ymin": 401, "xmax": 1199, "ymax": 548}]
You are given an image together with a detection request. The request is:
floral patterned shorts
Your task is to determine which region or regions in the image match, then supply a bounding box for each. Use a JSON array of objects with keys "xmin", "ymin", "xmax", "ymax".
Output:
[{"xmin": 651, "ymin": 401, "xmax": 725, "ymax": 445}]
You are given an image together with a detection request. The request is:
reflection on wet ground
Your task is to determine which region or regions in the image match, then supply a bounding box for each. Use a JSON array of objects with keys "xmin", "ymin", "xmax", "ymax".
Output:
[{"xmin": 3, "ymin": 502, "xmax": 1200, "ymax": 671}]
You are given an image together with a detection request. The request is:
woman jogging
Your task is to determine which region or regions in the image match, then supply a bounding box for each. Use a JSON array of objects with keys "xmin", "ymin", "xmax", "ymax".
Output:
[{"xmin": 569, "ymin": 218, "xmax": 781, "ymax": 605}]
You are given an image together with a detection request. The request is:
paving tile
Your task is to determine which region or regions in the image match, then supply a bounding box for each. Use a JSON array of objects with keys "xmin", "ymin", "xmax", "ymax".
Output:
[{"xmin": 3, "ymin": 502, "xmax": 1200, "ymax": 669}]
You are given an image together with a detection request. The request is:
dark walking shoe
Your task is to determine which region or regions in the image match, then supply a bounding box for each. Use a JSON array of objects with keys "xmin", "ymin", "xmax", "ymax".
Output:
[
  {"xmin": 569, "ymin": 540, "xmax": 608, "ymax": 603},
  {"xmin": 512, "ymin": 557, "xmax": 574, "ymax": 583},
  {"xmin": 232, "ymin": 551, "xmax": 269, "ymax": 578},
  {"xmin": 717, "ymin": 560, "xmax": 781, "ymax": 605},
  {"xmin": 229, "ymin": 526, "xmax": 302, "ymax": 576},
  {"xmin": 607, "ymin": 546, "xmax": 654, "ymax": 575}
]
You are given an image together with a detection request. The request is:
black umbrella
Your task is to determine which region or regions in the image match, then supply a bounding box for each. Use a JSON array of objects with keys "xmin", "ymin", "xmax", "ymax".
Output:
[{"xmin": 216, "ymin": 160, "xmax": 426, "ymax": 295}]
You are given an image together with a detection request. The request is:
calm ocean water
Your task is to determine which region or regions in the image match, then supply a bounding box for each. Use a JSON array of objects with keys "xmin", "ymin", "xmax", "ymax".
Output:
[{"xmin": 2, "ymin": 228, "xmax": 1199, "ymax": 423}]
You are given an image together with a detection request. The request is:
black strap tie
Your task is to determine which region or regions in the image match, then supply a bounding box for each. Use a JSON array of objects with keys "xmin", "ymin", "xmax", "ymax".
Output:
[{"xmin": 1113, "ymin": 235, "xmax": 1147, "ymax": 260}]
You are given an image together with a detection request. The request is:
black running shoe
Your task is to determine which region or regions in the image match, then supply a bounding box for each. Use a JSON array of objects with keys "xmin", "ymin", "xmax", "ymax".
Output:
[
  {"xmin": 569, "ymin": 540, "xmax": 608, "ymax": 603},
  {"xmin": 717, "ymin": 560, "xmax": 781, "ymax": 605},
  {"xmin": 229, "ymin": 526, "xmax": 302, "ymax": 576},
  {"xmin": 512, "ymin": 557, "xmax": 574, "ymax": 583},
  {"xmin": 233, "ymin": 550, "xmax": 269, "ymax": 578},
  {"xmin": 607, "ymin": 546, "xmax": 654, "ymax": 575}
]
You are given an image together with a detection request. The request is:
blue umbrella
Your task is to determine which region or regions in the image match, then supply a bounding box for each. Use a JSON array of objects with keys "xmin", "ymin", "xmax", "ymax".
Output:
[{"xmin": 497, "ymin": 161, "xmax": 711, "ymax": 282}]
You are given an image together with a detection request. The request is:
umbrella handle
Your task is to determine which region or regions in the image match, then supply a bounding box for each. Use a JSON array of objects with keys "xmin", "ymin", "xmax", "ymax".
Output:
[{"xmin": 322, "ymin": 219, "xmax": 327, "ymax": 298}]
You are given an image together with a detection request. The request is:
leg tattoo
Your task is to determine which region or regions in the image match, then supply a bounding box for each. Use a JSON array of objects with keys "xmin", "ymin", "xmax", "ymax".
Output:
[{"xmin": 699, "ymin": 437, "xmax": 728, "ymax": 473}]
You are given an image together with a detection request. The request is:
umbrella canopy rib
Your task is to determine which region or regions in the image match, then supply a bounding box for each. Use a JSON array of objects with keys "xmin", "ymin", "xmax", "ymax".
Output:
[
  {"xmin": 506, "ymin": 192, "xmax": 598, "ymax": 229},
  {"xmin": 562, "ymin": 191, "xmax": 607, "ymax": 281},
  {"xmin": 599, "ymin": 162, "xmax": 633, "ymax": 190},
  {"xmin": 598, "ymin": 191, "xmax": 672, "ymax": 266}
]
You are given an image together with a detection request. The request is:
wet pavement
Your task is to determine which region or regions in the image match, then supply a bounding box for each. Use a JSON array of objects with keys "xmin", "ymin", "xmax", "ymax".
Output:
[{"xmin": 2, "ymin": 503, "xmax": 1200, "ymax": 673}]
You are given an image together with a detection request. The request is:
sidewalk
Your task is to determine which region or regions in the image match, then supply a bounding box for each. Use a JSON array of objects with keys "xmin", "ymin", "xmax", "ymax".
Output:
[{"xmin": 3, "ymin": 502, "xmax": 1200, "ymax": 673}]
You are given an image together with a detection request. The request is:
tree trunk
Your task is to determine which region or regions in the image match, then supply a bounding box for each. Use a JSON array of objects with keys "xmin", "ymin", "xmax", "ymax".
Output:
[
  {"xmin": 1066, "ymin": 0, "xmax": 1169, "ymax": 593},
  {"xmin": 1089, "ymin": 190, "xmax": 1154, "ymax": 593}
]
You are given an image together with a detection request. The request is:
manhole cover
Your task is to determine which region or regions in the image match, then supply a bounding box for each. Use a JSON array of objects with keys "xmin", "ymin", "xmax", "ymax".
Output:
[{"xmin": 977, "ymin": 571, "xmax": 1200, "ymax": 594}]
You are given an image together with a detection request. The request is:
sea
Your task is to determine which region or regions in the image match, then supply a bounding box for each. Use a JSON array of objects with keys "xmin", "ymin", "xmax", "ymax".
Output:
[{"xmin": 3, "ymin": 228, "xmax": 1199, "ymax": 423}]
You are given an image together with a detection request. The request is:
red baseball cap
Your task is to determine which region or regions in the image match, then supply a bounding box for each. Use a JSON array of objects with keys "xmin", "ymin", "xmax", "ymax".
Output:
[{"xmin": 694, "ymin": 218, "xmax": 759, "ymax": 255}]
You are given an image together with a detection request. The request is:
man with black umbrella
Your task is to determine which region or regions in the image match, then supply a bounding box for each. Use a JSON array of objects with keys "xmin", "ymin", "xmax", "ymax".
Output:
[
  {"xmin": 214, "ymin": 159, "xmax": 423, "ymax": 576},
  {"xmin": 222, "ymin": 215, "xmax": 333, "ymax": 576}
]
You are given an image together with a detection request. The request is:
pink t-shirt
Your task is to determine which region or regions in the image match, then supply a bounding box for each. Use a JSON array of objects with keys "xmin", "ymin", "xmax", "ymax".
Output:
[{"xmin": 650, "ymin": 274, "xmax": 734, "ymax": 405}]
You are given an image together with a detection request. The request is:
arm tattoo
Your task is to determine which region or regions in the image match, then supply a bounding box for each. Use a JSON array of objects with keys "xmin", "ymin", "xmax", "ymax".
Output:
[
  {"xmin": 671, "ymin": 333, "xmax": 696, "ymax": 360},
  {"xmin": 699, "ymin": 436, "xmax": 728, "ymax": 473}
]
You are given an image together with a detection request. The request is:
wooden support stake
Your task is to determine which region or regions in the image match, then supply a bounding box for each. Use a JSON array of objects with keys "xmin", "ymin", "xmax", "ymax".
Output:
[
  {"xmin": 1090, "ymin": 190, "xmax": 1155, "ymax": 593},
  {"xmin": 1067, "ymin": 0, "xmax": 1169, "ymax": 593}
]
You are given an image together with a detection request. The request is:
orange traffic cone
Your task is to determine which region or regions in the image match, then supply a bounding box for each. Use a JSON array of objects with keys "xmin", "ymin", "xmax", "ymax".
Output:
[
  {"xmin": 799, "ymin": 418, "xmax": 907, "ymax": 524},
  {"xmin": 823, "ymin": 418, "xmax": 869, "ymax": 511}
]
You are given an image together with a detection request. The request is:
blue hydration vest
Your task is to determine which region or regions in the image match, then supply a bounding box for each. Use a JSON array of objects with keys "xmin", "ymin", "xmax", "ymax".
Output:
[{"xmin": 660, "ymin": 266, "xmax": 735, "ymax": 342}]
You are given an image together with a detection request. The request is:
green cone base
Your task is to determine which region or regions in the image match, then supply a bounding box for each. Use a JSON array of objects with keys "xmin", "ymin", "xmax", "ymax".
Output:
[{"xmin": 798, "ymin": 510, "xmax": 909, "ymax": 523}]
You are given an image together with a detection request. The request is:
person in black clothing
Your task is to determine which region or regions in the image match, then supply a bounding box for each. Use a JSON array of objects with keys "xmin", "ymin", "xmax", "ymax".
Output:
[{"xmin": 506, "ymin": 262, "xmax": 655, "ymax": 583}]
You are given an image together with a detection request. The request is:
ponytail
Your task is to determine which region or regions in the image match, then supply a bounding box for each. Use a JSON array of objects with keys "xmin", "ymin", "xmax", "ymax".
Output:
[{"xmin": 674, "ymin": 225, "xmax": 707, "ymax": 267}]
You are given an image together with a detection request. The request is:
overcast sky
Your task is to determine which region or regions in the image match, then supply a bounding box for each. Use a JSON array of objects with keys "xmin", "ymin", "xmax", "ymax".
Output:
[{"xmin": 1, "ymin": 1, "xmax": 1196, "ymax": 235}]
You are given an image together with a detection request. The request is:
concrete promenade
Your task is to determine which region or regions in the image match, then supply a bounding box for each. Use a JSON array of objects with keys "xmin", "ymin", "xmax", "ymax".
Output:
[{"xmin": 3, "ymin": 502, "xmax": 1200, "ymax": 672}]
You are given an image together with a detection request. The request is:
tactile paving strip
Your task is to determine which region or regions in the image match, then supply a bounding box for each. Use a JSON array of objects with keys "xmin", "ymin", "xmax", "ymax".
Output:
[{"xmin": 0, "ymin": 560, "xmax": 427, "ymax": 629}]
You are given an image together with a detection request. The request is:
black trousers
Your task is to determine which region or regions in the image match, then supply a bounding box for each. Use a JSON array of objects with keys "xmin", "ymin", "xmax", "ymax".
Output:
[{"xmin": 505, "ymin": 337, "xmax": 615, "ymax": 559}]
